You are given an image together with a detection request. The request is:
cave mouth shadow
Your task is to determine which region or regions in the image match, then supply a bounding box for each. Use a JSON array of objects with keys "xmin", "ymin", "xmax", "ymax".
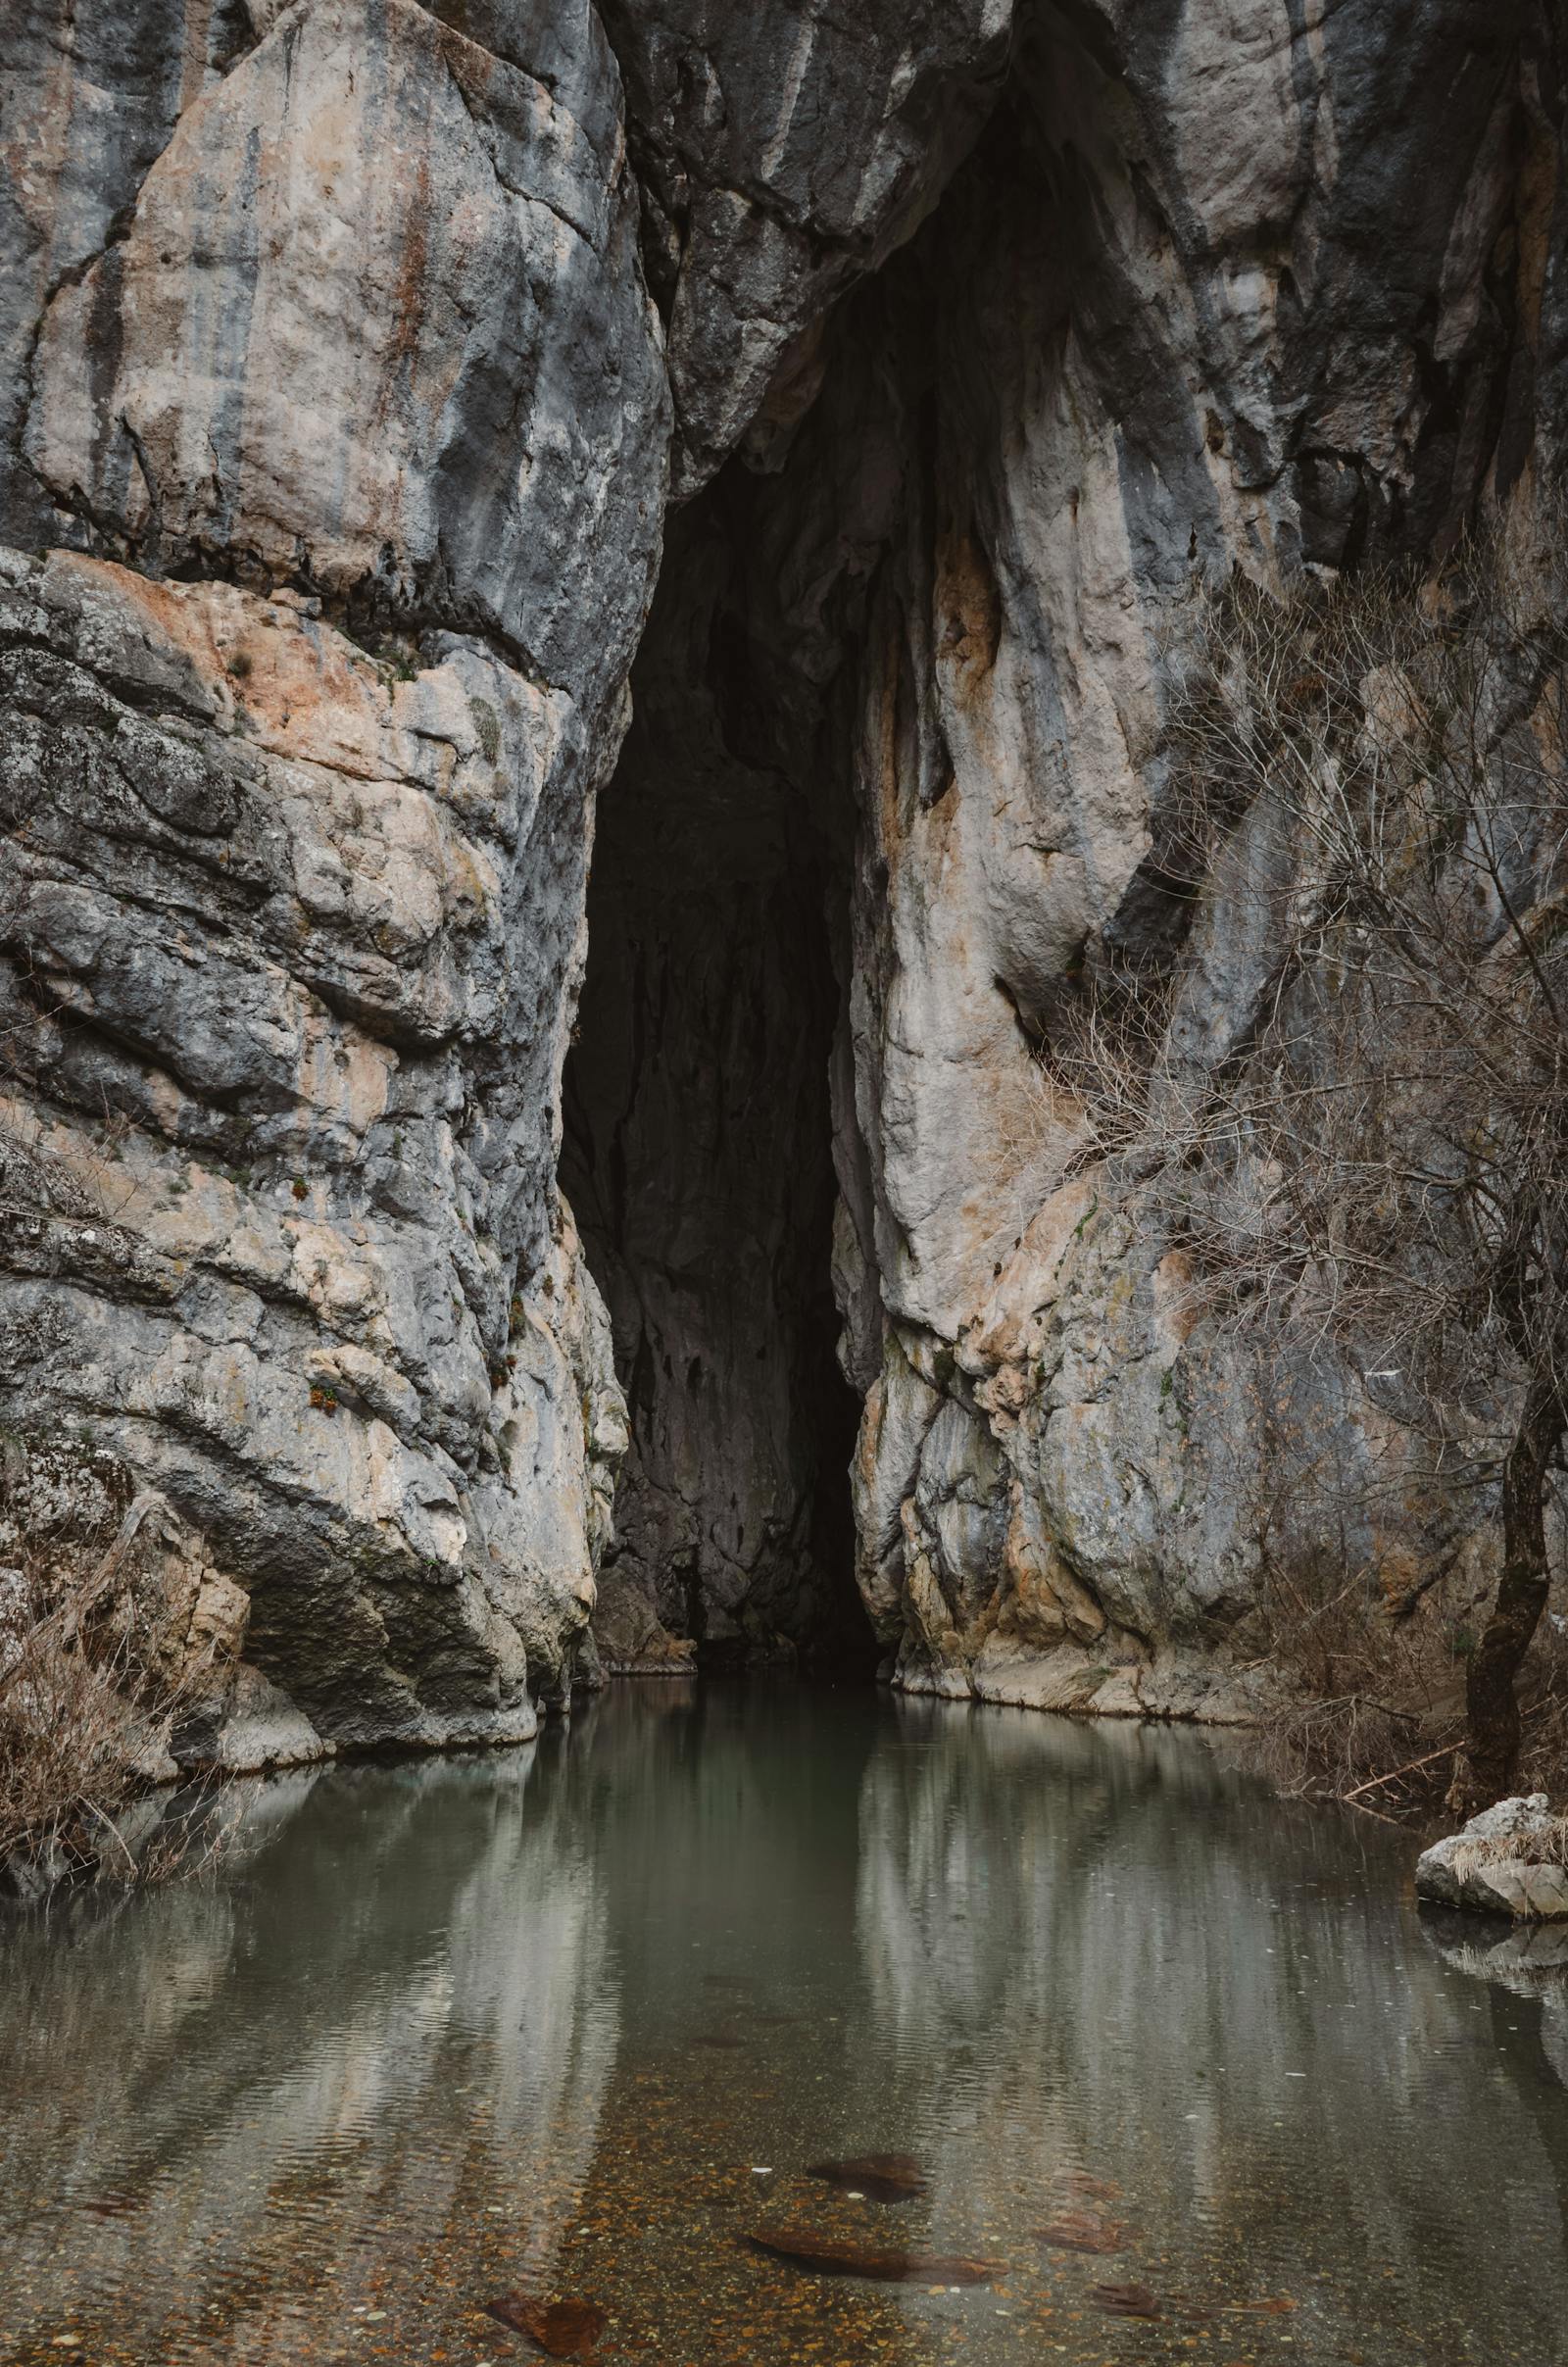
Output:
[{"xmin": 560, "ymin": 479, "xmax": 874, "ymax": 1680}]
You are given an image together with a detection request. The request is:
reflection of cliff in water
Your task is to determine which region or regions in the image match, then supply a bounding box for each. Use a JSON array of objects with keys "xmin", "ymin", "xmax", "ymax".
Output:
[
  {"xmin": 854, "ymin": 1698, "xmax": 1568, "ymax": 2359},
  {"xmin": 578, "ymin": 1676, "xmax": 878, "ymax": 2006},
  {"xmin": 0, "ymin": 1744, "xmax": 618, "ymax": 2363},
  {"xmin": 8, "ymin": 1687, "xmax": 1568, "ymax": 2367},
  {"xmin": 1419, "ymin": 1908, "xmax": 1568, "ymax": 2266}
]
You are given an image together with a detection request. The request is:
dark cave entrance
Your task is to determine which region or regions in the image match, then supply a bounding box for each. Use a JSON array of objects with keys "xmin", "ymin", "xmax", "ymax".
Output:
[{"xmin": 561, "ymin": 481, "xmax": 872, "ymax": 1676}]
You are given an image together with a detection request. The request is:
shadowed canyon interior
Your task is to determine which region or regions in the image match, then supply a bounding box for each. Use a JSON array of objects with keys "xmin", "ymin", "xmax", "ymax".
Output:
[
  {"xmin": 1, "ymin": 0, "xmax": 1565, "ymax": 1755},
  {"xmin": 561, "ymin": 487, "xmax": 866, "ymax": 1672}
]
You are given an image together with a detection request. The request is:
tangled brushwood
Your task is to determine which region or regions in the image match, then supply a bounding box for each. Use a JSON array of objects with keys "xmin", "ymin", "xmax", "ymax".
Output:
[
  {"xmin": 0, "ymin": 1462, "xmax": 223, "ymax": 1892},
  {"xmin": 1049, "ymin": 519, "xmax": 1568, "ymax": 1813}
]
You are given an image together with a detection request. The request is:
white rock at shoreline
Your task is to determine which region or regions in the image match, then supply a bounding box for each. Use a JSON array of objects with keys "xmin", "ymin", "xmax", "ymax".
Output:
[{"xmin": 1416, "ymin": 1797, "xmax": 1568, "ymax": 1921}]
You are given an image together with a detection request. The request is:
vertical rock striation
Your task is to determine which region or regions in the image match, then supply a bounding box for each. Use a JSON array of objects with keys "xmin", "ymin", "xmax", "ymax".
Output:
[
  {"xmin": 597, "ymin": 0, "xmax": 1013, "ymax": 489},
  {"xmin": 1, "ymin": 0, "xmax": 667, "ymax": 1756},
  {"xmin": 3, "ymin": 0, "xmax": 1567, "ymax": 1734},
  {"xmin": 822, "ymin": 2, "xmax": 1568, "ymax": 1711}
]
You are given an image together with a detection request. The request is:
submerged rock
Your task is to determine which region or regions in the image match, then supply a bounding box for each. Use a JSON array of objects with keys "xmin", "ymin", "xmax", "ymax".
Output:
[
  {"xmin": 1091, "ymin": 2283, "xmax": 1169, "ymax": 2322},
  {"xmin": 743, "ymin": 2229, "xmax": 1002, "ymax": 2285},
  {"xmin": 482, "ymin": 2294, "xmax": 608, "ymax": 2361},
  {"xmin": 806, "ymin": 2153, "xmax": 928, "ymax": 2204},
  {"xmin": 1089, "ymin": 2283, "xmax": 1230, "ymax": 2326},
  {"xmin": 1036, "ymin": 2212, "xmax": 1127, "ymax": 2256},
  {"xmin": 1416, "ymin": 1799, "xmax": 1568, "ymax": 1922}
]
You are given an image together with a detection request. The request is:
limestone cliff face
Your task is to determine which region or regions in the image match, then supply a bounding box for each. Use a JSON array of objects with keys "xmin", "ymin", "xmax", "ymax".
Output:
[
  {"xmin": 3, "ymin": 0, "xmax": 1566, "ymax": 1743},
  {"xmin": 597, "ymin": 0, "xmax": 1012, "ymax": 488},
  {"xmin": 827, "ymin": 4, "xmax": 1568, "ymax": 1715},
  {"xmin": 0, "ymin": 0, "xmax": 665, "ymax": 1756}
]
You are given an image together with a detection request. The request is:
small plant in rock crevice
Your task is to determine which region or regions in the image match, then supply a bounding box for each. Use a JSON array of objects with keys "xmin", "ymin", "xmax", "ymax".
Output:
[
  {"xmin": 1458, "ymin": 1811, "xmax": 1568, "ymax": 1870},
  {"xmin": 467, "ymin": 696, "xmax": 502, "ymax": 765}
]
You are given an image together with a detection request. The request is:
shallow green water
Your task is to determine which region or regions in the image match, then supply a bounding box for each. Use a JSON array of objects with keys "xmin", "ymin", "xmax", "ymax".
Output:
[{"xmin": 2, "ymin": 1683, "xmax": 1565, "ymax": 2367}]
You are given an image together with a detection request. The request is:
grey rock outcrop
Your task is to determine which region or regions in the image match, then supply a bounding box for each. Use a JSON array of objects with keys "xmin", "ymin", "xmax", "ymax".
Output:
[
  {"xmin": 0, "ymin": 543, "xmax": 632, "ymax": 1750},
  {"xmin": 1, "ymin": 0, "xmax": 665, "ymax": 1756},
  {"xmin": 600, "ymin": 0, "xmax": 1012, "ymax": 489},
  {"xmin": 1, "ymin": 0, "xmax": 255, "ymax": 548},
  {"xmin": 1417, "ymin": 1797, "xmax": 1568, "ymax": 1921},
  {"xmin": 813, "ymin": 3, "xmax": 1568, "ymax": 1711},
  {"xmin": 23, "ymin": 0, "xmax": 667, "ymax": 706},
  {"xmin": 4, "ymin": 0, "xmax": 1567, "ymax": 1737}
]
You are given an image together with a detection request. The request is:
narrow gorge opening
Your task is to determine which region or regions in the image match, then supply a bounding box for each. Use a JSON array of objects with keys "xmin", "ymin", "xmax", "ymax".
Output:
[{"xmin": 561, "ymin": 482, "xmax": 872, "ymax": 1676}]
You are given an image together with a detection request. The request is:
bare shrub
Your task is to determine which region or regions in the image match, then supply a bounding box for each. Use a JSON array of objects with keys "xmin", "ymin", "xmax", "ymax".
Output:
[
  {"xmin": 1050, "ymin": 523, "xmax": 1568, "ymax": 1811},
  {"xmin": 1456, "ymin": 1811, "xmax": 1568, "ymax": 1871},
  {"xmin": 1235, "ymin": 1546, "xmax": 1568, "ymax": 1814},
  {"xmin": 0, "ymin": 1489, "xmax": 225, "ymax": 1891},
  {"xmin": 1245, "ymin": 1550, "xmax": 1451, "ymax": 1807}
]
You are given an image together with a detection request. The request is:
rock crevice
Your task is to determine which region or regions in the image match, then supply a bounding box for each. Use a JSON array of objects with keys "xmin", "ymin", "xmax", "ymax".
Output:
[{"xmin": 2, "ymin": 0, "xmax": 1566, "ymax": 1749}]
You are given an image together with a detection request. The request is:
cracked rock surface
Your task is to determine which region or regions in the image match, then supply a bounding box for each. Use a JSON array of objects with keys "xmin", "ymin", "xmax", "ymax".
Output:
[
  {"xmin": 3, "ymin": 0, "xmax": 1567, "ymax": 1744},
  {"xmin": 1, "ymin": 0, "xmax": 669, "ymax": 1754}
]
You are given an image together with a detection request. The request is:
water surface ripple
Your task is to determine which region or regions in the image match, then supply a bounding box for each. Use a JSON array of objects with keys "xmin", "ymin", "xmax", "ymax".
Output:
[{"xmin": 2, "ymin": 1685, "xmax": 1564, "ymax": 2365}]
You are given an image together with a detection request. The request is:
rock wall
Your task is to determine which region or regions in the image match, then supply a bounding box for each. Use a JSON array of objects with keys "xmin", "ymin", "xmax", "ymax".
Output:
[
  {"xmin": 3, "ymin": 0, "xmax": 1567, "ymax": 1739},
  {"xmin": 822, "ymin": 4, "xmax": 1568, "ymax": 1713},
  {"xmin": 0, "ymin": 0, "xmax": 669, "ymax": 1756}
]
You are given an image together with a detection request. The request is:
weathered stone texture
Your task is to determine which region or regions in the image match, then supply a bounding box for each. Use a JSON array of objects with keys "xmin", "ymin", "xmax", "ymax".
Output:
[
  {"xmin": 1, "ymin": 0, "xmax": 667, "ymax": 1754},
  {"xmin": 3, "ymin": 0, "xmax": 1567, "ymax": 1737},
  {"xmin": 0, "ymin": 547, "xmax": 628, "ymax": 1747},
  {"xmin": 0, "ymin": 0, "xmax": 259, "ymax": 545},
  {"xmin": 1418, "ymin": 1797, "xmax": 1568, "ymax": 1920},
  {"xmin": 23, "ymin": 0, "xmax": 668, "ymax": 704},
  {"xmin": 809, "ymin": 4, "xmax": 1568, "ymax": 1712},
  {"xmin": 600, "ymin": 0, "xmax": 1013, "ymax": 488}
]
